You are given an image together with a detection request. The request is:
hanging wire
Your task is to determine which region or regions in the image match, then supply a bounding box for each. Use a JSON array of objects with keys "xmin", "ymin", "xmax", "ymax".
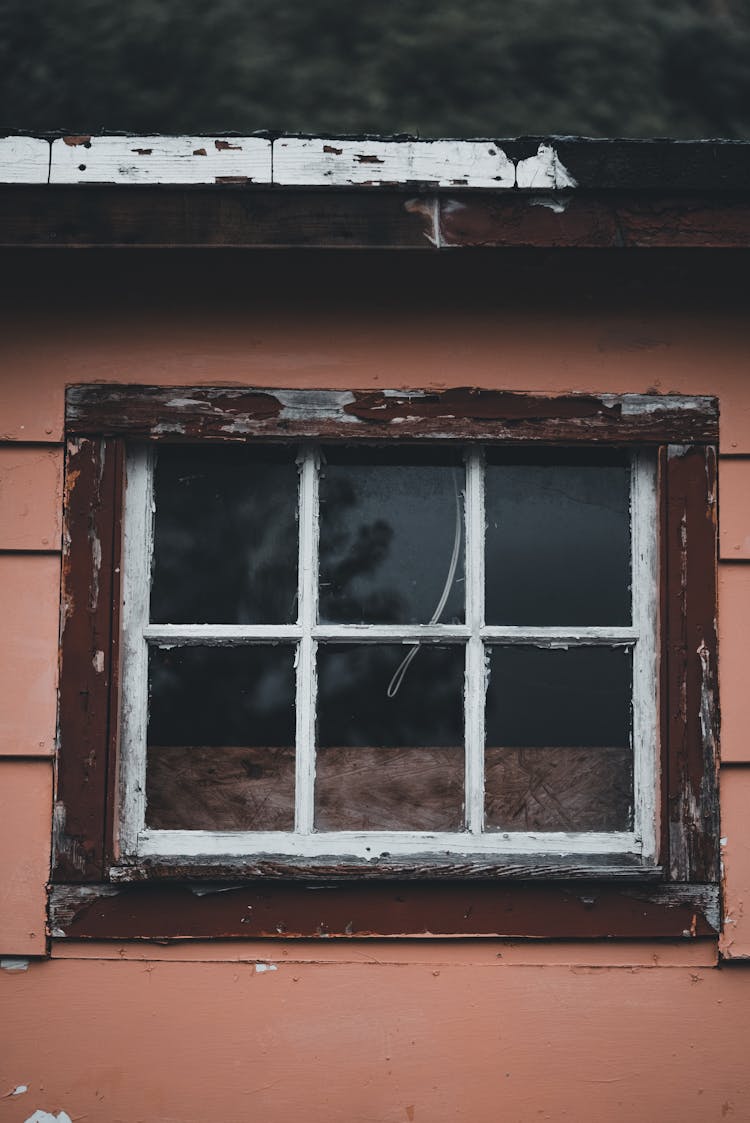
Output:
[{"xmin": 386, "ymin": 469, "xmax": 463, "ymax": 698}]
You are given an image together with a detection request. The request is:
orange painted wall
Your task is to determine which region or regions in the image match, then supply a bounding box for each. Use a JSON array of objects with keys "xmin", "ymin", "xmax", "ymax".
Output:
[{"xmin": 1, "ymin": 248, "xmax": 749, "ymax": 1122}]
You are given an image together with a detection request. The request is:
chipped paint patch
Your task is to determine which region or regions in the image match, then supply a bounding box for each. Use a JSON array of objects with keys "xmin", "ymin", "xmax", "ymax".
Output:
[
  {"xmin": 255, "ymin": 962, "xmax": 278, "ymax": 973},
  {"xmin": 516, "ymin": 143, "xmax": 577, "ymax": 190},
  {"xmin": 8, "ymin": 1086, "xmax": 28, "ymax": 1096},
  {"xmin": 1, "ymin": 958, "xmax": 29, "ymax": 972},
  {"xmin": 24, "ymin": 1112, "xmax": 73, "ymax": 1123}
]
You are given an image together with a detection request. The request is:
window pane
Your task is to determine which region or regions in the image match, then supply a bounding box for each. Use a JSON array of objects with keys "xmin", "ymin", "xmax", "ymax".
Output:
[
  {"xmin": 485, "ymin": 646, "xmax": 633, "ymax": 831},
  {"xmin": 316, "ymin": 643, "xmax": 464, "ymax": 830},
  {"xmin": 485, "ymin": 450, "xmax": 631, "ymax": 625},
  {"xmin": 319, "ymin": 448, "xmax": 465, "ymax": 625},
  {"xmin": 146, "ymin": 645, "xmax": 296, "ymax": 830},
  {"xmin": 150, "ymin": 446, "xmax": 298, "ymax": 624}
]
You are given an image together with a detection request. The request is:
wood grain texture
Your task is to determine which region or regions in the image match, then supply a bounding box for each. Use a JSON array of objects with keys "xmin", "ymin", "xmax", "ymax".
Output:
[
  {"xmin": 54, "ymin": 437, "xmax": 120, "ymax": 880},
  {"xmin": 146, "ymin": 746, "xmax": 295, "ymax": 831},
  {"xmin": 665, "ymin": 445, "xmax": 720, "ymax": 882},
  {"xmin": 315, "ymin": 746, "xmax": 464, "ymax": 831},
  {"xmin": 65, "ymin": 385, "xmax": 719, "ymax": 445},
  {"xmin": 484, "ymin": 746, "xmax": 632, "ymax": 832}
]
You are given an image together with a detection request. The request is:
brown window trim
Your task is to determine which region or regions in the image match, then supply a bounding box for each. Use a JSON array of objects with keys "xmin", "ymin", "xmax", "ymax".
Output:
[{"xmin": 52, "ymin": 386, "xmax": 720, "ymax": 940}]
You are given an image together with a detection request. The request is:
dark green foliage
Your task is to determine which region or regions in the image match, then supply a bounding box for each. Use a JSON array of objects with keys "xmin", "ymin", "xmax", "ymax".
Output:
[{"xmin": 2, "ymin": 0, "xmax": 749, "ymax": 137}]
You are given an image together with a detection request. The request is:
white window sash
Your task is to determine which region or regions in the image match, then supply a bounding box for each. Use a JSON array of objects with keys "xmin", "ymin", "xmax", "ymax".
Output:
[{"xmin": 118, "ymin": 444, "xmax": 658, "ymax": 863}]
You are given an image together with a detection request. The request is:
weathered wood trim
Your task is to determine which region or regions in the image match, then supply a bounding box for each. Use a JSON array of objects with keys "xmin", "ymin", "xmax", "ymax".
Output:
[
  {"xmin": 0, "ymin": 136, "xmax": 50, "ymax": 183},
  {"xmin": 108, "ymin": 854, "xmax": 662, "ymax": 882},
  {"xmin": 3, "ymin": 187, "xmax": 750, "ymax": 249},
  {"xmin": 48, "ymin": 880, "xmax": 719, "ymax": 940},
  {"xmin": 54, "ymin": 437, "xmax": 120, "ymax": 880},
  {"xmin": 665, "ymin": 444, "xmax": 720, "ymax": 882},
  {"xmin": 49, "ymin": 135, "xmax": 272, "ymax": 186},
  {"xmin": 65, "ymin": 386, "xmax": 719, "ymax": 445},
  {"xmin": 6, "ymin": 134, "xmax": 750, "ymax": 190}
]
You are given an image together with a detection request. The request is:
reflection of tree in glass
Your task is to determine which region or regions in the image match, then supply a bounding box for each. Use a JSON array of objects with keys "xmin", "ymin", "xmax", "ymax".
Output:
[
  {"xmin": 148, "ymin": 646, "xmax": 296, "ymax": 747},
  {"xmin": 319, "ymin": 474, "xmax": 407, "ymax": 623},
  {"xmin": 150, "ymin": 446, "xmax": 299, "ymax": 625}
]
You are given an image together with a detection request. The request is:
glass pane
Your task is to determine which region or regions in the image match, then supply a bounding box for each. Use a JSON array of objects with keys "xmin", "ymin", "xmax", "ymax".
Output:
[
  {"xmin": 485, "ymin": 450, "xmax": 631, "ymax": 625},
  {"xmin": 316, "ymin": 643, "xmax": 464, "ymax": 830},
  {"xmin": 319, "ymin": 447, "xmax": 465, "ymax": 624},
  {"xmin": 151, "ymin": 445, "xmax": 298, "ymax": 624},
  {"xmin": 485, "ymin": 646, "xmax": 633, "ymax": 831},
  {"xmin": 146, "ymin": 645, "xmax": 296, "ymax": 830}
]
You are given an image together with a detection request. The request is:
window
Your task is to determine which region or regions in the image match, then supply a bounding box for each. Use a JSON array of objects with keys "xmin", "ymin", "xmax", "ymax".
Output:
[
  {"xmin": 52, "ymin": 387, "xmax": 720, "ymax": 940},
  {"xmin": 119, "ymin": 442, "xmax": 657, "ymax": 868}
]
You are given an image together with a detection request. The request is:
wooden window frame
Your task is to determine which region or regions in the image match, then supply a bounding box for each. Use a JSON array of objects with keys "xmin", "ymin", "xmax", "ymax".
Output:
[{"xmin": 50, "ymin": 386, "xmax": 720, "ymax": 941}]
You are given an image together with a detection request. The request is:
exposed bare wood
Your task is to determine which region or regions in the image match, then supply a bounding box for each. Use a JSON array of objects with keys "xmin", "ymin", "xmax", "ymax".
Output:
[
  {"xmin": 315, "ymin": 747, "xmax": 464, "ymax": 831},
  {"xmin": 55, "ymin": 437, "xmax": 120, "ymax": 880},
  {"xmin": 66, "ymin": 386, "xmax": 719, "ymax": 445},
  {"xmin": 485, "ymin": 747, "xmax": 633, "ymax": 832},
  {"xmin": 147, "ymin": 746, "xmax": 296, "ymax": 831},
  {"xmin": 666, "ymin": 445, "xmax": 721, "ymax": 882}
]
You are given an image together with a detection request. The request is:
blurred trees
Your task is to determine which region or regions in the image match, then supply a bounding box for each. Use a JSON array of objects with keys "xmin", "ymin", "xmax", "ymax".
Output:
[{"xmin": 2, "ymin": 0, "xmax": 749, "ymax": 137}]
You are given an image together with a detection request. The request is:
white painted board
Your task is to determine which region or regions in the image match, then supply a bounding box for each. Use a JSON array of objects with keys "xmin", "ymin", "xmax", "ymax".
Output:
[
  {"xmin": 49, "ymin": 135, "xmax": 272, "ymax": 185},
  {"xmin": 0, "ymin": 136, "xmax": 49, "ymax": 183},
  {"xmin": 274, "ymin": 137, "xmax": 516, "ymax": 188}
]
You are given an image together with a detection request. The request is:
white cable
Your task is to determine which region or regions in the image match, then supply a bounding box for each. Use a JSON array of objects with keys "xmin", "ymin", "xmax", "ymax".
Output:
[{"xmin": 387, "ymin": 471, "xmax": 462, "ymax": 698}]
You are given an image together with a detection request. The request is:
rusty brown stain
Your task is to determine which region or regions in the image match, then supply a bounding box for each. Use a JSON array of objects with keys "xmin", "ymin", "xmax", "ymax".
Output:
[
  {"xmin": 355, "ymin": 153, "xmax": 384, "ymax": 164},
  {"xmin": 323, "ymin": 145, "xmax": 343, "ymax": 155},
  {"xmin": 214, "ymin": 175, "xmax": 250, "ymax": 184},
  {"xmin": 192, "ymin": 148, "xmax": 207, "ymax": 156},
  {"xmin": 215, "ymin": 139, "xmax": 242, "ymax": 151},
  {"xmin": 63, "ymin": 135, "xmax": 92, "ymax": 147},
  {"xmin": 132, "ymin": 148, "xmax": 153, "ymax": 156}
]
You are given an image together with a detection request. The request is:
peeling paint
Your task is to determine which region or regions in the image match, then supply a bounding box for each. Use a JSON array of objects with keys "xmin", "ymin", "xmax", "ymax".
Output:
[
  {"xmin": 10, "ymin": 1085, "xmax": 28, "ymax": 1096},
  {"xmin": 255, "ymin": 962, "xmax": 278, "ymax": 973},
  {"xmin": 1, "ymin": 958, "xmax": 29, "ymax": 971},
  {"xmin": 23, "ymin": 1112, "xmax": 73, "ymax": 1123},
  {"xmin": 516, "ymin": 143, "xmax": 578, "ymax": 190}
]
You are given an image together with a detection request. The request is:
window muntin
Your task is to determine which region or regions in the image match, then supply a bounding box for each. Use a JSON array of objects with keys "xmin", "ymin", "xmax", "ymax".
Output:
[{"xmin": 119, "ymin": 443, "xmax": 657, "ymax": 864}]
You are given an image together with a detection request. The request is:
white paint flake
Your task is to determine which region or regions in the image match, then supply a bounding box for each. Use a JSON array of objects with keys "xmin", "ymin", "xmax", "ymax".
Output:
[
  {"xmin": 50, "ymin": 135, "xmax": 272, "ymax": 185},
  {"xmin": 1, "ymin": 958, "xmax": 29, "ymax": 971},
  {"xmin": 274, "ymin": 138, "xmax": 516, "ymax": 188},
  {"xmin": 23, "ymin": 1112, "xmax": 73, "ymax": 1123},
  {"xmin": 0, "ymin": 136, "xmax": 49, "ymax": 183},
  {"xmin": 255, "ymin": 962, "xmax": 278, "ymax": 973},
  {"xmin": 10, "ymin": 1085, "xmax": 28, "ymax": 1096},
  {"xmin": 516, "ymin": 143, "xmax": 578, "ymax": 189}
]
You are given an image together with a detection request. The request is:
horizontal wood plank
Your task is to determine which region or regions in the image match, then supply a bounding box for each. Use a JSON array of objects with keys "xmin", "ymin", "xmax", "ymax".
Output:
[
  {"xmin": 3, "ymin": 186, "xmax": 750, "ymax": 249},
  {"xmin": 65, "ymin": 385, "xmax": 719, "ymax": 444},
  {"xmin": 48, "ymin": 880, "xmax": 718, "ymax": 939},
  {"xmin": 49, "ymin": 135, "xmax": 272, "ymax": 185},
  {"xmin": 273, "ymin": 137, "xmax": 516, "ymax": 188}
]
